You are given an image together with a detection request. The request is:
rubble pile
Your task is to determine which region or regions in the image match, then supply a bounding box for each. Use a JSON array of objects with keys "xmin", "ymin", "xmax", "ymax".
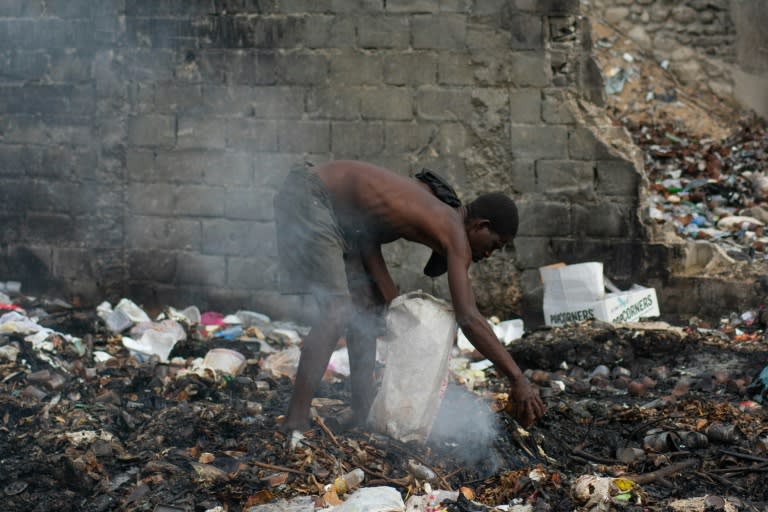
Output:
[
  {"xmin": 630, "ymin": 119, "xmax": 768, "ymax": 263},
  {"xmin": 2, "ymin": 290, "xmax": 768, "ymax": 511}
]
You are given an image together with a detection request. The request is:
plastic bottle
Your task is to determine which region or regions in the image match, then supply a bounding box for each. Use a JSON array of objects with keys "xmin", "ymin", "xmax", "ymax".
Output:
[{"xmin": 325, "ymin": 468, "xmax": 364, "ymax": 494}]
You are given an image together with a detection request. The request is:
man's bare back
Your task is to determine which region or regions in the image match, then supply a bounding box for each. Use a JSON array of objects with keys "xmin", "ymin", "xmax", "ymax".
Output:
[{"xmin": 313, "ymin": 160, "xmax": 465, "ymax": 254}]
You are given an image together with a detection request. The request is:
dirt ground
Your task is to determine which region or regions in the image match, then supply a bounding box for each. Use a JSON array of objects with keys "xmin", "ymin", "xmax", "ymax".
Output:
[{"xmin": 2, "ymin": 300, "xmax": 768, "ymax": 512}]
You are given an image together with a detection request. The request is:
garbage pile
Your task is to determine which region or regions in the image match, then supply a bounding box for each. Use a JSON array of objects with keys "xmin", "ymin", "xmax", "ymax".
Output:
[
  {"xmin": 2, "ymin": 287, "xmax": 768, "ymax": 511},
  {"xmin": 630, "ymin": 119, "xmax": 768, "ymax": 263}
]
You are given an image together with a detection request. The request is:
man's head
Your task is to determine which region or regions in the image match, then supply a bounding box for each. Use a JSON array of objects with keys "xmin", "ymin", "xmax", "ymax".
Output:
[
  {"xmin": 465, "ymin": 192, "xmax": 518, "ymax": 262},
  {"xmin": 422, "ymin": 191, "xmax": 518, "ymax": 277}
]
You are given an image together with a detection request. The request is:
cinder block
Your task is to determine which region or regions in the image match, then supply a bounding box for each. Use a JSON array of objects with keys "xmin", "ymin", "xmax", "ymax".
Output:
[
  {"xmin": 152, "ymin": 83, "xmax": 204, "ymax": 113},
  {"xmin": 275, "ymin": 51, "xmax": 329, "ymax": 85},
  {"xmin": 177, "ymin": 116, "xmax": 228, "ymax": 149},
  {"xmin": 26, "ymin": 181, "xmax": 76, "ymax": 214},
  {"xmin": 330, "ymin": 0, "xmax": 384, "ymax": 12},
  {"xmin": 1, "ymin": 50, "xmax": 50, "ymax": 81},
  {"xmin": 385, "ymin": 0, "xmax": 439, "ymax": 12},
  {"xmin": 596, "ymin": 159, "xmax": 640, "ymax": 196},
  {"xmin": 228, "ymin": 255, "xmax": 279, "ymax": 288},
  {"xmin": 176, "ymin": 252, "xmax": 226, "ymax": 286},
  {"xmin": 416, "ymin": 88, "xmax": 473, "ymax": 121},
  {"xmin": 53, "ymin": 248, "xmax": 92, "ymax": 279},
  {"xmin": 357, "ymin": 16, "xmax": 410, "ymax": 48},
  {"xmin": 512, "ymin": 236, "xmax": 559, "ymax": 269},
  {"xmin": 516, "ymin": 198, "xmax": 570, "ymax": 236},
  {"xmin": 360, "ymin": 87, "xmax": 413, "ymax": 120},
  {"xmin": 505, "ymin": 0, "xmax": 580, "ymax": 14},
  {"xmin": 303, "ymin": 15, "xmax": 357, "ymax": 49},
  {"xmin": 508, "ymin": 159, "xmax": 536, "ymax": 194},
  {"xmin": 383, "ymin": 53, "xmax": 438, "ymax": 85},
  {"xmin": 26, "ymin": 212, "xmax": 74, "ymax": 242},
  {"xmin": 440, "ymin": 0, "xmax": 472, "ymax": 13},
  {"xmin": 307, "ymin": 87, "xmax": 361, "ymax": 120},
  {"xmin": 571, "ymin": 201, "xmax": 637, "ymax": 238},
  {"xmin": 568, "ymin": 126, "xmax": 619, "ymax": 160},
  {"xmin": 331, "ymin": 121, "xmax": 384, "ymax": 156},
  {"xmin": 202, "ymin": 219, "xmax": 257, "ymax": 256},
  {"xmin": 128, "ymin": 249, "xmax": 176, "ymax": 283},
  {"xmin": 412, "ymin": 14, "xmax": 467, "ymax": 49},
  {"xmin": 72, "ymin": 214, "xmax": 124, "ymax": 249},
  {"xmin": 224, "ymin": 188, "xmax": 275, "ymax": 221},
  {"xmin": 128, "ymin": 183, "xmax": 177, "ymax": 215},
  {"xmin": 70, "ymin": 183, "xmax": 121, "ymax": 216},
  {"xmin": 384, "ymin": 122, "xmax": 436, "ymax": 152},
  {"xmin": 330, "ymin": 51, "xmax": 384, "ymax": 85},
  {"xmin": 202, "ymin": 151, "xmax": 254, "ymax": 186},
  {"xmin": 204, "ymin": 86, "xmax": 304, "ymax": 118},
  {"xmin": 274, "ymin": 0, "xmax": 333, "ymax": 12},
  {"xmin": 277, "ymin": 120, "xmax": 330, "ymax": 153},
  {"xmin": 437, "ymin": 54, "xmax": 474, "ymax": 85},
  {"xmin": 127, "ymin": 115, "xmax": 175, "ymax": 147},
  {"xmin": 226, "ymin": 118, "xmax": 279, "ymax": 151},
  {"xmin": 126, "ymin": 216, "xmax": 201, "ymax": 251},
  {"xmin": 504, "ymin": 14, "xmax": 544, "ymax": 50},
  {"xmin": 0, "ymin": 145, "xmax": 34, "ymax": 176},
  {"xmin": 0, "ymin": 213, "xmax": 21, "ymax": 241},
  {"xmin": 509, "ymin": 51, "xmax": 551, "ymax": 87},
  {"xmin": 175, "ymin": 185, "xmax": 227, "ymax": 217},
  {"xmin": 542, "ymin": 89, "xmax": 576, "ymax": 124},
  {"xmin": 437, "ymin": 122, "xmax": 468, "ymax": 154},
  {"xmin": 535, "ymin": 160, "xmax": 596, "ymax": 199},
  {"xmin": 509, "ymin": 88, "xmax": 542, "ymax": 124},
  {"xmin": 510, "ymin": 124, "xmax": 568, "ymax": 159}
]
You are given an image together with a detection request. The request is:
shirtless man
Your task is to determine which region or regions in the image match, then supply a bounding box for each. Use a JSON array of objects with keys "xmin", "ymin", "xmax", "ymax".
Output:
[{"xmin": 273, "ymin": 160, "xmax": 546, "ymax": 432}]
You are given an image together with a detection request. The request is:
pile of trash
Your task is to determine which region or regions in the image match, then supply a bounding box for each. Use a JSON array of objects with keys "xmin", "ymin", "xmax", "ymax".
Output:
[
  {"xmin": 631, "ymin": 119, "xmax": 768, "ymax": 263},
  {"xmin": 2, "ymin": 284, "xmax": 768, "ymax": 511}
]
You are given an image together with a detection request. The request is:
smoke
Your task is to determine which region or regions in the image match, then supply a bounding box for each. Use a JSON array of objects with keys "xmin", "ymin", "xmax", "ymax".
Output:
[{"xmin": 428, "ymin": 383, "xmax": 504, "ymax": 471}]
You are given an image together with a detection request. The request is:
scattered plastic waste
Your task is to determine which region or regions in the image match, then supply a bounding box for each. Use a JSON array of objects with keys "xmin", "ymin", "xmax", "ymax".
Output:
[
  {"xmin": 122, "ymin": 330, "xmax": 178, "ymax": 362},
  {"xmin": 330, "ymin": 486, "xmax": 404, "ymax": 512},
  {"xmin": 202, "ymin": 348, "xmax": 246, "ymax": 376},
  {"xmin": 572, "ymin": 475, "xmax": 644, "ymax": 511}
]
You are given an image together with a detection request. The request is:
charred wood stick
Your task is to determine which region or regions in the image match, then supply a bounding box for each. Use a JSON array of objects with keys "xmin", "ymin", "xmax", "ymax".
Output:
[
  {"xmin": 624, "ymin": 458, "xmax": 699, "ymax": 485},
  {"xmin": 694, "ymin": 471, "xmax": 744, "ymax": 493},
  {"xmin": 314, "ymin": 416, "xmax": 343, "ymax": 450},
  {"xmin": 361, "ymin": 467, "xmax": 410, "ymax": 487},
  {"xmin": 251, "ymin": 460, "xmax": 311, "ymax": 476},
  {"xmin": 571, "ymin": 448, "xmax": 620, "ymax": 465},
  {"xmin": 709, "ymin": 462, "xmax": 768, "ymax": 474},
  {"xmin": 719, "ymin": 449, "xmax": 768, "ymax": 464}
]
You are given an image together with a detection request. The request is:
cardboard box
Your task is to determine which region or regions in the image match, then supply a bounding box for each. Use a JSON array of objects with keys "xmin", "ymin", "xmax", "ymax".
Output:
[{"xmin": 540, "ymin": 262, "xmax": 660, "ymax": 326}]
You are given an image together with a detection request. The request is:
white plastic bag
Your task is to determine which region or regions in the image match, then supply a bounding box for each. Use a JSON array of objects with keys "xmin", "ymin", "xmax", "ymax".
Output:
[
  {"xmin": 331, "ymin": 486, "xmax": 405, "ymax": 512},
  {"xmin": 368, "ymin": 291, "xmax": 456, "ymax": 443}
]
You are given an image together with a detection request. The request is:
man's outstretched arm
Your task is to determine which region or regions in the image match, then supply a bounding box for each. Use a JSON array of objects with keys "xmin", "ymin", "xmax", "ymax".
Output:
[{"xmin": 445, "ymin": 248, "xmax": 546, "ymax": 427}]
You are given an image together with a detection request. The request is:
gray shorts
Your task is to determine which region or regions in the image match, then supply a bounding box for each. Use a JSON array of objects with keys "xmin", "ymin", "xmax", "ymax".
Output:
[{"xmin": 274, "ymin": 165, "xmax": 350, "ymax": 298}]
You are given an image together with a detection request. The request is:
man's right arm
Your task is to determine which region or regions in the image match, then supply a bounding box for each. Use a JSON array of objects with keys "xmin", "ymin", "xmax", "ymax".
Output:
[{"xmin": 444, "ymin": 240, "xmax": 545, "ymax": 427}]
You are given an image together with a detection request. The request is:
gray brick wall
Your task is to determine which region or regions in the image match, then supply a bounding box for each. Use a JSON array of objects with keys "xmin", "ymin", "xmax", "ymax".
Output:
[{"xmin": 0, "ymin": 0, "xmax": 645, "ymax": 323}]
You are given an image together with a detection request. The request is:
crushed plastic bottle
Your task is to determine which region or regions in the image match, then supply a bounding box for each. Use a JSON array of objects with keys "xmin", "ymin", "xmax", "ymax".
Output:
[{"xmin": 325, "ymin": 468, "xmax": 364, "ymax": 495}]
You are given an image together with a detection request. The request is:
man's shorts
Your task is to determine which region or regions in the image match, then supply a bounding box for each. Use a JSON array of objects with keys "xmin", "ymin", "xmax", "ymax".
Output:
[{"xmin": 273, "ymin": 164, "xmax": 350, "ymax": 298}]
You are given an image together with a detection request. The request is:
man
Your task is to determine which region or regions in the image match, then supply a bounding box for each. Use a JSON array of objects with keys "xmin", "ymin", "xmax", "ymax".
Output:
[{"xmin": 273, "ymin": 160, "xmax": 545, "ymax": 432}]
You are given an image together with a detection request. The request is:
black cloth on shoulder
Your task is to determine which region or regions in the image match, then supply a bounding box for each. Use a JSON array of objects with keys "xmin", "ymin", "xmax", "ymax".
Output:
[{"xmin": 415, "ymin": 168, "xmax": 461, "ymax": 278}]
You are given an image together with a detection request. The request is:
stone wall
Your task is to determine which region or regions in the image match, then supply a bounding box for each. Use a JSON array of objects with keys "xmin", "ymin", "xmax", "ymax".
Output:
[
  {"xmin": 590, "ymin": 0, "xmax": 736, "ymax": 99},
  {"xmin": 0, "ymin": 0, "xmax": 645, "ymax": 324}
]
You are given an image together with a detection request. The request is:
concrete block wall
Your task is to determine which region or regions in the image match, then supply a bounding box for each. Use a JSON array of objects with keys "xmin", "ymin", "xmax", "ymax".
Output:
[{"xmin": 0, "ymin": 0, "xmax": 646, "ymax": 324}]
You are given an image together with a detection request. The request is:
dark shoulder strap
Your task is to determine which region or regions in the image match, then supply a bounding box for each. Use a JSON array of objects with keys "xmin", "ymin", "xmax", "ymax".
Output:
[{"xmin": 415, "ymin": 168, "xmax": 461, "ymax": 207}]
